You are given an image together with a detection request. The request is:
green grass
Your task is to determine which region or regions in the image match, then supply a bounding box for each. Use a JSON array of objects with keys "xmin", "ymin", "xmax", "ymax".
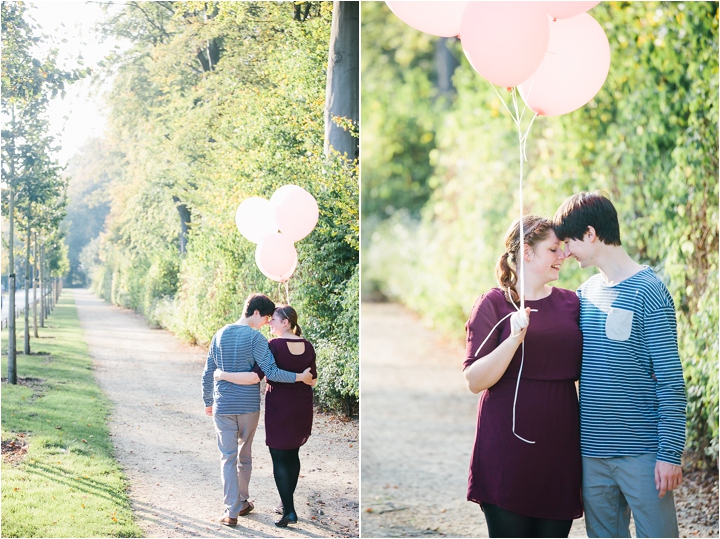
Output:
[{"xmin": 1, "ymin": 291, "xmax": 144, "ymax": 538}]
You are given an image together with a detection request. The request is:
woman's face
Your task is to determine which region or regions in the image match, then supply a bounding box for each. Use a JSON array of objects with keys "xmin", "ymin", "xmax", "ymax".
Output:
[
  {"xmin": 525, "ymin": 230, "xmax": 567, "ymax": 282},
  {"xmin": 269, "ymin": 313, "xmax": 288, "ymax": 336}
]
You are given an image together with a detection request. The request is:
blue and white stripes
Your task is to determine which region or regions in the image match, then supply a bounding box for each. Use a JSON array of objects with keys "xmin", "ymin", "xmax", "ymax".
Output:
[
  {"xmin": 202, "ymin": 323, "xmax": 296, "ymax": 415},
  {"xmin": 577, "ymin": 267, "xmax": 687, "ymax": 465}
]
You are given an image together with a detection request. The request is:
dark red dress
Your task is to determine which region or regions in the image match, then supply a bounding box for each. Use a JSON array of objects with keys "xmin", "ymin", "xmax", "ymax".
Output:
[
  {"xmin": 464, "ymin": 287, "xmax": 583, "ymax": 520},
  {"xmin": 255, "ymin": 338, "xmax": 317, "ymax": 450}
]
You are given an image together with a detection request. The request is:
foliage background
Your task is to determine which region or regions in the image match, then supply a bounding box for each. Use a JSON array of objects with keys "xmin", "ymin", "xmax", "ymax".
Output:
[
  {"xmin": 362, "ymin": 2, "xmax": 718, "ymax": 467},
  {"xmin": 66, "ymin": 2, "xmax": 358, "ymax": 414}
]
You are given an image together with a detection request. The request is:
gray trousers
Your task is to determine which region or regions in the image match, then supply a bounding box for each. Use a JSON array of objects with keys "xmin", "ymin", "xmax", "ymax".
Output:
[
  {"xmin": 214, "ymin": 412, "xmax": 260, "ymax": 518},
  {"xmin": 583, "ymin": 453, "xmax": 679, "ymax": 538}
]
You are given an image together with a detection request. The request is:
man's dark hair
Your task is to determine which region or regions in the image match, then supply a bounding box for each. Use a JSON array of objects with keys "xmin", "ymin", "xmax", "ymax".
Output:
[
  {"xmin": 243, "ymin": 293, "xmax": 275, "ymax": 317},
  {"xmin": 552, "ymin": 191, "xmax": 622, "ymax": 246}
]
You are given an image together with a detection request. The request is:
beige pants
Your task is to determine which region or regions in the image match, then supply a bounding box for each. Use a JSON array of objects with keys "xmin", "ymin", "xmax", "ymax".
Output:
[{"xmin": 214, "ymin": 412, "xmax": 260, "ymax": 518}]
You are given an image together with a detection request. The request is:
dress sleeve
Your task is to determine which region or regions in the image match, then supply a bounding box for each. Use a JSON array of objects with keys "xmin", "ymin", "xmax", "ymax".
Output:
[{"xmin": 464, "ymin": 291, "xmax": 503, "ymax": 371}]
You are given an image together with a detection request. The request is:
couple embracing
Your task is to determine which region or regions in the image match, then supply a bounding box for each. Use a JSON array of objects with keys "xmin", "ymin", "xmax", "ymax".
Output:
[
  {"xmin": 464, "ymin": 192, "xmax": 686, "ymax": 538},
  {"xmin": 201, "ymin": 293, "xmax": 316, "ymax": 527}
]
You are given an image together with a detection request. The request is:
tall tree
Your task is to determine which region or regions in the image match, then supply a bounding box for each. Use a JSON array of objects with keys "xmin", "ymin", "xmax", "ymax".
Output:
[
  {"xmin": 1, "ymin": 1, "xmax": 83, "ymax": 381},
  {"xmin": 324, "ymin": 1, "xmax": 359, "ymax": 160}
]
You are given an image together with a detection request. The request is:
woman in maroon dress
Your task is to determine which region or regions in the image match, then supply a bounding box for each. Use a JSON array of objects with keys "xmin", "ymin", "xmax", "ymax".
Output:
[
  {"xmin": 464, "ymin": 216, "xmax": 582, "ymax": 538},
  {"xmin": 215, "ymin": 305, "xmax": 317, "ymax": 527}
]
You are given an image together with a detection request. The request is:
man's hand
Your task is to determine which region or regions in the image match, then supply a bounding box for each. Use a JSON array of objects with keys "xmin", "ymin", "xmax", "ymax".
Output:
[
  {"xmin": 213, "ymin": 369, "xmax": 224, "ymax": 381},
  {"xmin": 296, "ymin": 367, "xmax": 313, "ymax": 385},
  {"xmin": 205, "ymin": 406, "xmax": 213, "ymax": 417},
  {"xmin": 655, "ymin": 460, "xmax": 682, "ymax": 498}
]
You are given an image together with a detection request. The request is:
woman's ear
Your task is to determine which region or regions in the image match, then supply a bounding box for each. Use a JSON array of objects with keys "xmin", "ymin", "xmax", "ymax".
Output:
[{"xmin": 523, "ymin": 244, "xmax": 533, "ymax": 262}]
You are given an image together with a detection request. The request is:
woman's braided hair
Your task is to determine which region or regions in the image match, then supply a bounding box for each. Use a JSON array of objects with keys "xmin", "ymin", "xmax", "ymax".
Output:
[{"xmin": 495, "ymin": 215, "xmax": 554, "ymax": 304}]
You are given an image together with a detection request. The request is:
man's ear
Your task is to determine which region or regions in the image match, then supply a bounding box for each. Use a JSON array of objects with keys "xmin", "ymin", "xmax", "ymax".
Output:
[
  {"xmin": 252, "ymin": 309, "xmax": 261, "ymax": 318},
  {"xmin": 585, "ymin": 226, "xmax": 597, "ymax": 242}
]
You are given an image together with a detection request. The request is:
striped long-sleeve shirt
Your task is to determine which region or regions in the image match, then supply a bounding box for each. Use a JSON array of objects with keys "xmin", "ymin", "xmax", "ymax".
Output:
[
  {"xmin": 577, "ymin": 267, "xmax": 686, "ymax": 465},
  {"xmin": 201, "ymin": 323, "xmax": 296, "ymax": 415}
]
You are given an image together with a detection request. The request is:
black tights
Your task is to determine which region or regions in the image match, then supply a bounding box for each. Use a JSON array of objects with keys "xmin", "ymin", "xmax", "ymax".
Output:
[
  {"xmin": 269, "ymin": 447, "xmax": 301, "ymax": 517},
  {"xmin": 482, "ymin": 502, "xmax": 573, "ymax": 538}
]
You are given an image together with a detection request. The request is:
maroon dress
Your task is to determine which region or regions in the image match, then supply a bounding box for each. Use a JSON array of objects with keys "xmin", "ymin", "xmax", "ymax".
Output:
[
  {"xmin": 255, "ymin": 338, "xmax": 317, "ymax": 450},
  {"xmin": 464, "ymin": 287, "xmax": 583, "ymax": 520}
]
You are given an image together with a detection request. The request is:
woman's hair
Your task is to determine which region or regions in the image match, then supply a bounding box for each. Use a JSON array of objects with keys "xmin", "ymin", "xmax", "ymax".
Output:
[
  {"xmin": 274, "ymin": 305, "xmax": 302, "ymax": 337},
  {"xmin": 495, "ymin": 215, "xmax": 554, "ymax": 304}
]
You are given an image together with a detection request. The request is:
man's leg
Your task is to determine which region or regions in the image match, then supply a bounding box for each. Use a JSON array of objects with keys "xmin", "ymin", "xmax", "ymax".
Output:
[
  {"xmin": 214, "ymin": 414, "xmax": 241, "ymax": 518},
  {"xmin": 582, "ymin": 456, "xmax": 632, "ymax": 538},
  {"xmin": 614, "ymin": 453, "xmax": 679, "ymax": 538},
  {"xmin": 234, "ymin": 411, "xmax": 260, "ymax": 513}
]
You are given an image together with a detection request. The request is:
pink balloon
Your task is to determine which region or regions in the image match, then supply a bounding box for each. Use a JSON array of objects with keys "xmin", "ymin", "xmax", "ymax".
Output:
[
  {"xmin": 255, "ymin": 233, "xmax": 298, "ymax": 282},
  {"xmin": 460, "ymin": 2, "xmax": 551, "ymax": 88},
  {"xmin": 386, "ymin": 1, "xmax": 468, "ymax": 38},
  {"xmin": 541, "ymin": 1, "xmax": 600, "ymax": 20},
  {"xmin": 235, "ymin": 197, "xmax": 277, "ymax": 244},
  {"xmin": 272, "ymin": 185, "xmax": 319, "ymax": 242},
  {"xmin": 518, "ymin": 14, "xmax": 610, "ymax": 117}
]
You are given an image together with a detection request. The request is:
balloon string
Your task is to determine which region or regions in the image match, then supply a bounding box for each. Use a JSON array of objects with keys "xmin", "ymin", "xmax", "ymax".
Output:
[
  {"xmin": 490, "ymin": 86, "xmax": 539, "ymax": 312},
  {"xmin": 485, "ymin": 84, "xmax": 540, "ymax": 445},
  {"xmin": 473, "ymin": 308, "xmax": 537, "ymax": 445},
  {"xmin": 285, "ymin": 280, "xmax": 290, "ymax": 305},
  {"xmin": 513, "ymin": 341, "xmax": 535, "ymax": 444}
]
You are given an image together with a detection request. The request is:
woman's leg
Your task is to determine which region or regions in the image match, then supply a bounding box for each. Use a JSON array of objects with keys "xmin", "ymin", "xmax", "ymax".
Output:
[
  {"xmin": 481, "ymin": 502, "xmax": 533, "ymax": 538},
  {"xmin": 288, "ymin": 447, "xmax": 301, "ymax": 501},
  {"xmin": 269, "ymin": 447, "xmax": 299, "ymax": 518},
  {"xmin": 531, "ymin": 517, "xmax": 573, "ymax": 538}
]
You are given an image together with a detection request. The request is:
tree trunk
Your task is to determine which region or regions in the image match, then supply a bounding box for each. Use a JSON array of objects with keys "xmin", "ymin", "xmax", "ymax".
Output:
[
  {"xmin": 7, "ymin": 185, "xmax": 17, "ymax": 384},
  {"xmin": 173, "ymin": 196, "xmax": 191, "ymax": 255},
  {"xmin": 324, "ymin": 1, "xmax": 359, "ymax": 160},
  {"xmin": 435, "ymin": 38, "xmax": 459, "ymax": 96},
  {"xmin": 24, "ymin": 222, "xmax": 30, "ymax": 355},
  {"xmin": 33, "ymin": 234, "xmax": 38, "ymax": 337},
  {"xmin": 40, "ymin": 245, "xmax": 45, "ymax": 328}
]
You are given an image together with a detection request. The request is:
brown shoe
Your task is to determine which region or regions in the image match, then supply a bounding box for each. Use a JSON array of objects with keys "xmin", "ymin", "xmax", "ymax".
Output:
[
  {"xmin": 219, "ymin": 516, "xmax": 237, "ymax": 527},
  {"xmin": 237, "ymin": 501, "xmax": 254, "ymax": 516}
]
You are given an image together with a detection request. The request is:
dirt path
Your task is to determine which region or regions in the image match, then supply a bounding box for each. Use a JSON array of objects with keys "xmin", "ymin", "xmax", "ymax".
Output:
[
  {"xmin": 360, "ymin": 302, "xmax": 717, "ymax": 538},
  {"xmin": 73, "ymin": 289, "xmax": 358, "ymax": 538}
]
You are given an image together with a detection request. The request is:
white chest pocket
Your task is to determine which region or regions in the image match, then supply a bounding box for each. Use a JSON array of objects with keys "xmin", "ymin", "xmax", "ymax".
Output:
[{"xmin": 605, "ymin": 307, "xmax": 634, "ymax": 341}]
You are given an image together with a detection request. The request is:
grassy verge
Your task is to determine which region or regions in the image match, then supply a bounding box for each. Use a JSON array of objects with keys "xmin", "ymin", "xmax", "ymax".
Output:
[{"xmin": 1, "ymin": 291, "xmax": 143, "ymax": 538}]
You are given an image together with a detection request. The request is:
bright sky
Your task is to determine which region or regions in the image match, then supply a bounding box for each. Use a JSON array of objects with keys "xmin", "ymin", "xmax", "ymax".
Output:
[{"xmin": 26, "ymin": 1, "xmax": 127, "ymax": 165}]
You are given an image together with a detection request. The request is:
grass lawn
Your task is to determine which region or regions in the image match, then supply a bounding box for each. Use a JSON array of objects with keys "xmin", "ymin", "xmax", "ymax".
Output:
[{"xmin": 1, "ymin": 290, "xmax": 143, "ymax": 538}]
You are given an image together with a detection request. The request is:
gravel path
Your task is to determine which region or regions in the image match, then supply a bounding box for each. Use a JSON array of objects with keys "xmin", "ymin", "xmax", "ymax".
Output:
[{"xmin": 73, "ymin": 289, "xmax": 358, "ymax": 538}]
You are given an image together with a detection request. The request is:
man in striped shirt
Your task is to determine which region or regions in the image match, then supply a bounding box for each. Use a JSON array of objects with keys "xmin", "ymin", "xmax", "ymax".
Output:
[
  {"xmin": 553, "ymin": 192, "xmax": 686, "ymax": 538},
  {"xmin": 202, "ymin": 293, "xmax": 313, "ymax": 527}
]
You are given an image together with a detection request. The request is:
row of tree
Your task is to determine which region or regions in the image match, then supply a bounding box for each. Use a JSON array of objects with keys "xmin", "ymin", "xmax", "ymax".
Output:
[
  {"xmin": 65, "ymin": 2, "xmax": 359, "ymax": 413},
  {"xmin": 362, "ymin": 2, "xmax": 718, "ymax": 467},
  {"xmin": 1, "ymin": 1, "xmax": 88, "ymax": 382}
]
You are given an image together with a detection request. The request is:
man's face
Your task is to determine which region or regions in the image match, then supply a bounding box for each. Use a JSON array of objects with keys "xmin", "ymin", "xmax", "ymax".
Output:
[
  {"xmin": 563, "ymin": 236, "xmax": 592, "ymax": 268},
  {"xmin": 252, "ymin": 310, "xmax": 272, "ymax": 328}
]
